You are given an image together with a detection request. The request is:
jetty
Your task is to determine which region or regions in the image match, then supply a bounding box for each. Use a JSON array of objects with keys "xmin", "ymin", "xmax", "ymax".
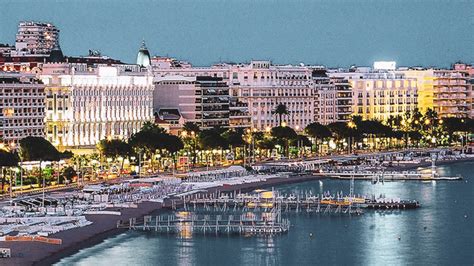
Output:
[
  {"xmin": 118, "ymin": 210, "xmax": 290, "ymax": 235},
  {"xmin": 312, "ymin": 170, "xmax": 462, "ymax": 181}
]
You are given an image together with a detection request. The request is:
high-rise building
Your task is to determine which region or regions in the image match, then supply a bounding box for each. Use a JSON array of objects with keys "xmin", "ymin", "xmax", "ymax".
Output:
[
  {"xmin": 0, "ymin": 72, "xmax": 45, "ymax": 145},
  {"xmin": 14, "ymin": 21, "xmax": 60, "ymax": 55},
  {"xmin": 40, "ymin": 63, "xmax": 154, "ymax": 150}
]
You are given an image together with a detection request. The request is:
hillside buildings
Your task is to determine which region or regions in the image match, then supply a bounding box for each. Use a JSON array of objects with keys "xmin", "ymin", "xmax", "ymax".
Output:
[
  {"xmin": 0, "ymin": 73, "xmax": 45, "ymax": 145},
  {"xmin": 13, "ymin": 21, "xmax": 59, "ymax": 56}
]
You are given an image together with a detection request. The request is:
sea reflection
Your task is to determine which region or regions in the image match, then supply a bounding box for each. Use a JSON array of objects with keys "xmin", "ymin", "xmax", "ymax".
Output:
[{"xmin": 56, "ymin": 162, "xmax": 474, "ymax": 266}]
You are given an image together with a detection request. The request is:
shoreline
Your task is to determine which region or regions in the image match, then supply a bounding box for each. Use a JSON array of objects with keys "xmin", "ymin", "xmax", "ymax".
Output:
[
  {"xmin": 16, "ymin": 175, "xmax": 320, "ymax": 266},
  {"xmin": 3, "ymin": 158, "xmax": 473, "ymax": 265}
]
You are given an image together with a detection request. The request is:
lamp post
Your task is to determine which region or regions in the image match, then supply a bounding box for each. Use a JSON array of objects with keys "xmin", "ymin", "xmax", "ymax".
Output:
[
  {"xmin": 252, "ymin": 128, "xmax": 257, "ymax": 164},
  {"xmin": 8, "ymin": 143, "xmax": 16, "ymax": 205},
  {"xmin": 347, "ymin": 121, "xmax": 356, "ymax": 154}
]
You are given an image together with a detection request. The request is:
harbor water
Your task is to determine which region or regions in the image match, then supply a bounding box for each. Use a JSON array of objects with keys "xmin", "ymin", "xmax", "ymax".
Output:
[{"xmin": 56, "ymin": 162, "xmax": 473, "ymax": 265}]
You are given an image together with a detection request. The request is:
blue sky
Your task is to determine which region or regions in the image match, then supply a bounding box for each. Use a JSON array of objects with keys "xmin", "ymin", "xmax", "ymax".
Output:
[{"xmin": 1, "ymin": 0, "xmax": 473, "ymax": 67}]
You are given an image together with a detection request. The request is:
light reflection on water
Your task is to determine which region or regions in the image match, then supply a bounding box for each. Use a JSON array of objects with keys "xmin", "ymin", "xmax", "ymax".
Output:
[{"xmin": 57, "ymin": 162, "xmax": 474, "ymax": 266}]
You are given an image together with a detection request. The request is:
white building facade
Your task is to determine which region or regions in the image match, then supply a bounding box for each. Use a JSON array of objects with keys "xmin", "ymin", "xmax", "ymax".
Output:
[
  {"xmin": 40, "ymin": 63, "xmax": 154, "ymax": 150},
  {"xmin": 231, "ymin": 61, "xmax": 315, "ymax": 131}
]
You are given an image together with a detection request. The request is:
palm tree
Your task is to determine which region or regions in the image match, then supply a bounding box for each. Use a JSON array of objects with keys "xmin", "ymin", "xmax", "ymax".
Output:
[
  {"xmin": 273, "ymin": 104, "xmax": 289, "ymax": 126},
  {"xmin": 304, "ymin": 122, "xmax": 331, "ymax": 154}
]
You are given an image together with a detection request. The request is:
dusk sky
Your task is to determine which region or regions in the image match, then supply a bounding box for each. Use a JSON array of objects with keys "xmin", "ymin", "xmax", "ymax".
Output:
[{"xmin": 2, "ymin": 0, "xmax": 473, "ymax": 67}]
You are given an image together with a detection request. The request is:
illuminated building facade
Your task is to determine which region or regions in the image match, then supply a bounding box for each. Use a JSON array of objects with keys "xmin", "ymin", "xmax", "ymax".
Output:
[
  {"xmin": 40, "ymin": 63, "xmax": 154, "ymax": 150},
  {"xmin": 153, "ymin": 61, "xmax": 251, "ymax": 129},
  {"xmin": 329, "ymin": 69, "xmax": 418, "ymax": 121},
  {"xmin": 0, "ymin": 73, "xmax": 45, "ymax": 145},
  {"xmin": 153, "ymin": 60, "xmax": 332, "ymax": 130},
  {"xmin": 401, "ymin": 68, "xmax": 472, "ymax": 118}
]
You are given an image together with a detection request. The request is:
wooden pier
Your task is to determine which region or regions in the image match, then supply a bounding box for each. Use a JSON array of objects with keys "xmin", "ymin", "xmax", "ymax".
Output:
[{"xmin": 118, "ymin": 210, "xmax": 290, "ymax": 235}]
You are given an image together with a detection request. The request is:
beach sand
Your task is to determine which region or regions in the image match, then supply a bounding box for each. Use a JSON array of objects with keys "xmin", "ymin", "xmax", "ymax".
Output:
[{"xmin": 2, "ymin": 157, "xmax": 471, "ymax": 265}]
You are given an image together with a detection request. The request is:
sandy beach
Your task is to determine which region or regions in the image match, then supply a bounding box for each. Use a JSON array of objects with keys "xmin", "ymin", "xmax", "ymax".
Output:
[{"xmin": 1, "ymin": 174, "xmax": 319, "ymax": 266}]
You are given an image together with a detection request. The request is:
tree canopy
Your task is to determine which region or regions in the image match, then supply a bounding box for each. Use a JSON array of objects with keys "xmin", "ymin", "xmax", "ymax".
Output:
[
  {"xmin": 0, "ymin": 150, "xmax": 19, "ymax": 168},
  {"xmin": 20, "ymin": 137, "xmax": 61, "ymax": 162},
  {"xmin": 305, "ymin": 122, "xmax": 331, "ymax": 139},
  {"xmin": 97, "ymin": 139, "xmax": 133, "ymax": 159}
]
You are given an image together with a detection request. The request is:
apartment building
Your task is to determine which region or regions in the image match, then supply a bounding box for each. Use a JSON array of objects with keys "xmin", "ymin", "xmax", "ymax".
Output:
[
  {"xmin": 154, "ymin": 76, "xmax": 230, "ymax": 129},
  {"xmin": 313, "ymin": 70, "xmax": 352, "ymax": 124},
  {"xmin": 401, "ymin": 68, "xmax": 472, "ymax": 118}
]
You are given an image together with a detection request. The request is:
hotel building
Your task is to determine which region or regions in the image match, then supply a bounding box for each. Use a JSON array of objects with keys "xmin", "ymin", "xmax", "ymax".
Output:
[
  {"xmin": 0, "ymin": 72, "xmax": 45, "ymax": 145},
  {"xmin": 153, "ymin": 60, "xmax": 348, "ymax": 130},
  {"xmin": 40, "ymin": 63, "xmax": 154, "ymax": 150},
  {"xmin": 329, "ymin": 68, "xmax": 418, "ymax": 121},
  {"xmin": 227, "ymin": 61, "xmax": 315, "ymax": 131}
]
